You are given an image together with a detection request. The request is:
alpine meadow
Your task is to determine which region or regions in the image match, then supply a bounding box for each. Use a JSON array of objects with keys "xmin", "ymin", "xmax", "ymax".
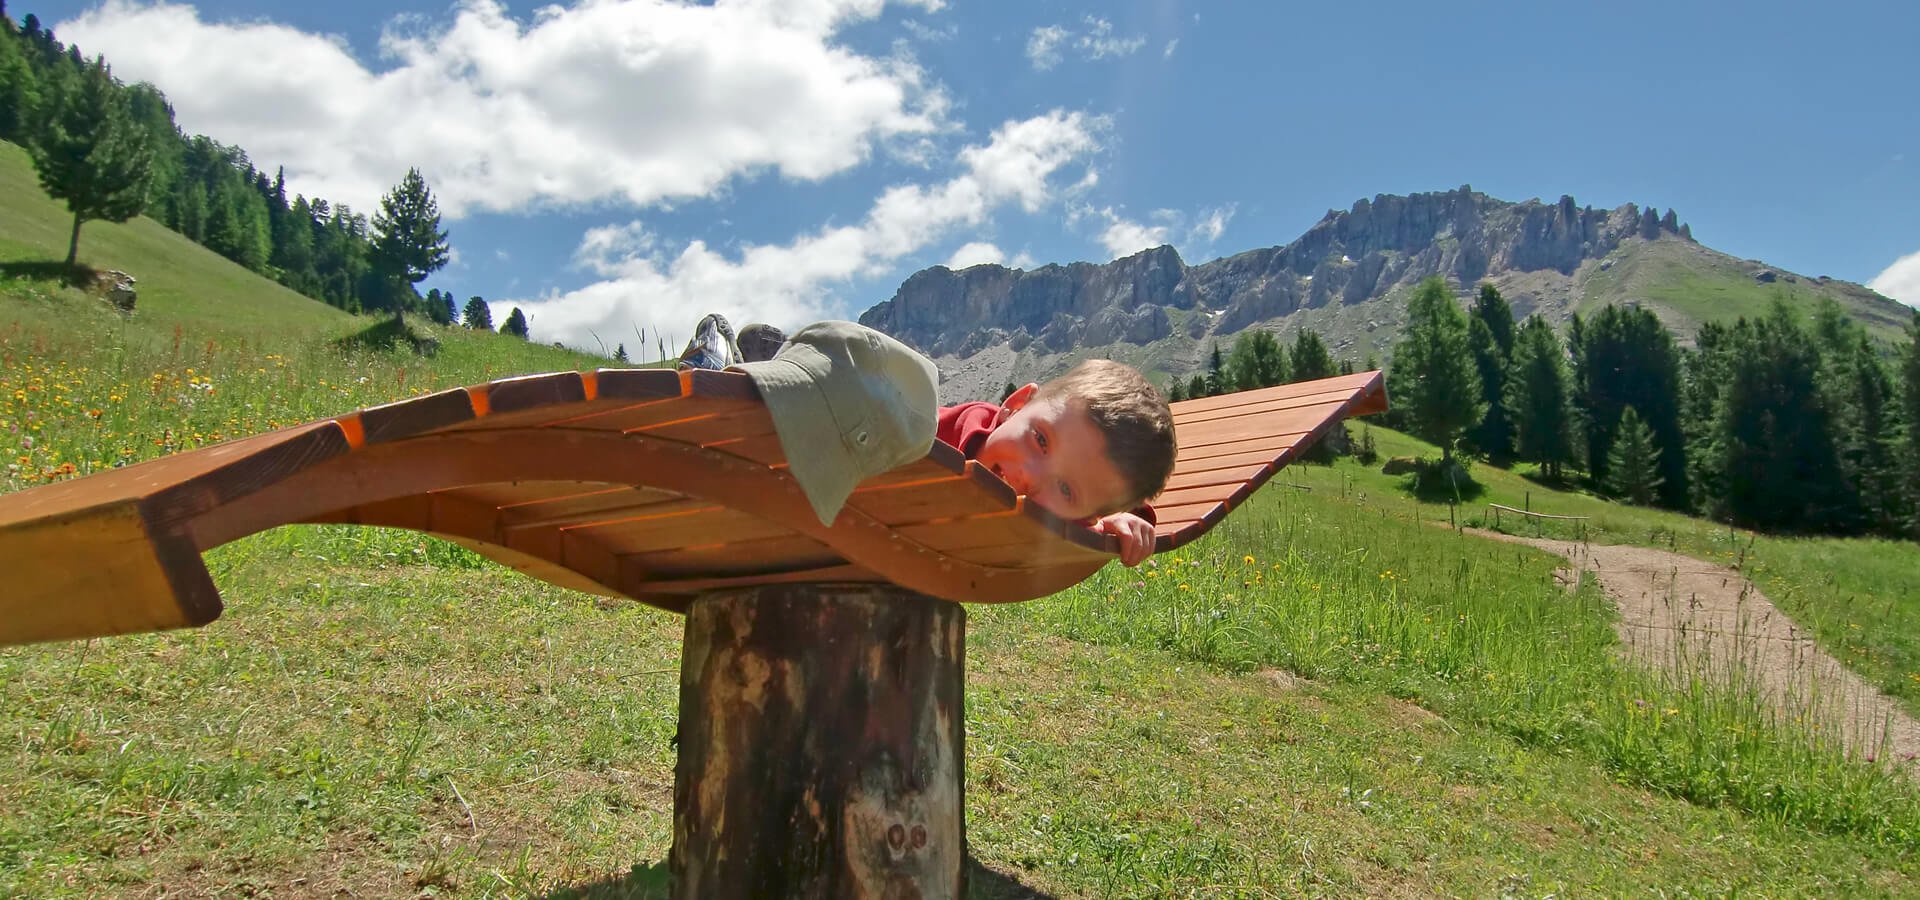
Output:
[{"xmin": 4, "ymin": 4, "xmax": 1920, "ymax": 899}]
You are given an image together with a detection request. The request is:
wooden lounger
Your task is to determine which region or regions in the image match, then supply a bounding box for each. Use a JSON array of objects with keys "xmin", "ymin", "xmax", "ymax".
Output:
[{"xmin": 0, "ymin": 369, "xmax": 1385, "ymax": 646}]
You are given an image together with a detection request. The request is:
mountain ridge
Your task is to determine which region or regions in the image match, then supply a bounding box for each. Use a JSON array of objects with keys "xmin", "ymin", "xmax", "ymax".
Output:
[{"xmin": 857, "ymin": 186, "xmax": 1910, "ymax": 403}]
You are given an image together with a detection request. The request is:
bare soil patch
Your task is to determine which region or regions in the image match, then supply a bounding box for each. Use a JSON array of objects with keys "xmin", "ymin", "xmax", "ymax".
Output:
[{"xmin": 1470, "ymin": 530, "xmax": 1920, "ymax": 773}]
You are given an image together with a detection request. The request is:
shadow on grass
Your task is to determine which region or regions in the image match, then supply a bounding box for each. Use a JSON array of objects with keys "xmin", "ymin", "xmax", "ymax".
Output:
[
  {"xmin": 1395, "ymin": 461, "xmax": 1488, "ymax": 506},
  {"xmin": 334, "ymin": 314, "xmax": 440, "ymax": 356},
  {"xmin": 0, "ymin": 260, "xmax": 94, "ymax": 286},
  {"xmin": 537, "ymin": 855, "xmax": 1058, "ymax": 899}
]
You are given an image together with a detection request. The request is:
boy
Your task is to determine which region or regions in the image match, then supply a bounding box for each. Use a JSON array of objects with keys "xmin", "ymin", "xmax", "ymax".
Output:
[
  {"xmin": 936, "ymin": 360, "xmax": 1173, "ymax": 567},
  {"xmin": 682, "ymin": 316, "xmax": 1175, "ymax": 567}
]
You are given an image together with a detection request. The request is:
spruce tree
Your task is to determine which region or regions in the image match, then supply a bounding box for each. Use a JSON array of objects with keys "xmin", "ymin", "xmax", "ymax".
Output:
[
  {"xmin": 1681, "ymin": 322, "xmax": 1733, "ymax": 515},
  {"xmin": 1186, "ymin": 374, "xmax": 1207, "ymax": 400},
  {"xmin": 1167, "ymin": 378, "xmax": 1186, "ymax": 402},
  {"xmin": 1205, "ymin": 342, "xmax": 1228, "ymax": 396},
  {"xmin": 1903, "ymin": 310, "xmax": 1920, "ymax": 538},
  {"xmin": 371, "ymin": 168, "xmax": 449, "ymax": 315},
  {"xmin": 1227, "ymin": 330, "xmax": 1287, "ymax": 390},
  {"xmin": 1839, "ymin": 337, "xmax": 1903, "ymax": 535},
  {"xmin": 29, "ymin": 57, "xmax": 152, "ymax": 267},
  {"xmin": 462, "ymin": 295, "xmax": 493, "ymax": 330},
  {"xmin": 1465, "ymin": 283, "xmax": 1515, "ymax": 462},
  {"xmin": 614, "ymin": 343, "xmax": 629, "ymax": 364},
  {"xmin": 501, "ymin": 307, "xmax": 530, "ymax": 339},
  {"xmin": 1505, "ymin": 315, "xmax": 1576, "ymax": 480},
  {"xmin": 0, "ymin": 16, "xmax": 41, "ymax": 142},
  {"xmin": 1718, "ymin": 305, "xmax": 1851, "ymax": 531},
  {"xmin": 1576, "ymin": 305, "xmax": 1686, "ymax": 506},
  {"xmin": 1386, "ymin": 277, "xmax": 1483, "ymax": 465},
  {"xmin": 1605, "ymin": 406, "xmax": 1663, "ymax": 505},
  {"xmin": 1290, "ymin": 330, "xmax": 1334, "ymax": 382}
]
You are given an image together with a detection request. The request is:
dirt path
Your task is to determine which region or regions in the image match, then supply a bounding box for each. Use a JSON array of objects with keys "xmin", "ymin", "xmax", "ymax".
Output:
[{"xmin": 1468, "ymin": 530, "xmax": 1920, "ymax": 773}]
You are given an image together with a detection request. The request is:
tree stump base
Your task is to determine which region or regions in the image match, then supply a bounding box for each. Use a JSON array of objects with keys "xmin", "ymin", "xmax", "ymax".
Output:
[{"xmin": 671, "ymin": 584, "xmax": 965, "ymax": 899}]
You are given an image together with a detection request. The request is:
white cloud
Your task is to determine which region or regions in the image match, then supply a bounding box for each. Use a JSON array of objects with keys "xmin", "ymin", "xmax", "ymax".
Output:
[
  {"xmin": 902, "ymin": 18, "xmax": 955, "ymax": 42},
  {"xmin": 1075, "ymin": 203, "xmax": 1234, "ymax": 260},
  {"xmin": 1162, "ymin": 38, "xmax": 1179, "ymax": 59},
  {"xmin": 1189, "ymin": 205, "xmax": 1234, "ymax": 244},
  {"xmin": 1010, "ymin": 251, "xmax": 1040, "ymax": 270},
  {"xmin": 1078, "ymin": 17, "xmax": 1146, "ymax": 60},
  {"xmin": 1026, "ymin": 16, "xmax": 1145, "ymax": 71},
  {"xmin": 1870, "ymin": 249, "xmax": 1920, "ymax": 309},
  {"xmin": 945, "ymin": 241, "xmax": 1004, "ymax": 269},
  {"xmin": 512, "ymin": 110, "xmax": 1101, "ymax": 348},
  {"xmin": 59, "ymin": 0, "xmax": 947, "ymax": 217},
  {"xmin": 1026, "ymin": 25, "xmax": 1069, "ymax": 70}
]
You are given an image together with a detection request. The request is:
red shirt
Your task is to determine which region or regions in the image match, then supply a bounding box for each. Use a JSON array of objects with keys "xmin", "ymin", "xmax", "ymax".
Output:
[{"xmin": 935, "ymin": 402, "xmax": 1154, "ymax": 524}]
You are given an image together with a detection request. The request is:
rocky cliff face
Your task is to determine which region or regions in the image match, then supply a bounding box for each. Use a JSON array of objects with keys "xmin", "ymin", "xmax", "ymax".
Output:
[{"xmin": 860, "ymin": 185, "xmax": 1682, "ymax": 358}]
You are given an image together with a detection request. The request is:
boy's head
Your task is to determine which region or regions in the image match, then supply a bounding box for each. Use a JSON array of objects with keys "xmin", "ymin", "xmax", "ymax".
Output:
[{"xmin": 975, "ymin": 359, "xmax": 1176, "ymax": 520}]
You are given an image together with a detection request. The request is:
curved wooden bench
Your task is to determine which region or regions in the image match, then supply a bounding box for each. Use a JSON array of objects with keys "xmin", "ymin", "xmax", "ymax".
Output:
[{"xmin": 0, "ymin": 368, "xmax": 1384, "ymax": 646}]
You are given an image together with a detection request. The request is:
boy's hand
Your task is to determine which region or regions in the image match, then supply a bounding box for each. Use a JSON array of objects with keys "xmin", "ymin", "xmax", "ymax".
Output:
[{"xmin": 1095, "ymin": 512, "xmax": 1155, "ymax": 567}]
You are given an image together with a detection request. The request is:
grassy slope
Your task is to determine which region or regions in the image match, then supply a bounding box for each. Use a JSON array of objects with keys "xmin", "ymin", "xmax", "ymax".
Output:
[
  {"xmin": 3, "ymin": 141, "xmax": 1918, "ymax": 896},
  {"xmin": 1574, "ymin": 236, "xmax": 1914, "ymax": 347},
  {"xmin": 1327, "ymin": 423, "xmax": 1920, "ymax": 716}
]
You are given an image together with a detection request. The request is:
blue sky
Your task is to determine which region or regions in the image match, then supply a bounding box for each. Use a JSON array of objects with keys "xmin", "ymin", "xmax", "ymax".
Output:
[{"xmin": 27, "ymin": 0, "xmax": 1920, "ymax": 349}]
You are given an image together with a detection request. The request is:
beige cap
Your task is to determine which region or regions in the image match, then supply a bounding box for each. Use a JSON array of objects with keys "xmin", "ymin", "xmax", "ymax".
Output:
[{"xmin": 731, "ymin": 321, "xmax": 939, "ymax": 525}]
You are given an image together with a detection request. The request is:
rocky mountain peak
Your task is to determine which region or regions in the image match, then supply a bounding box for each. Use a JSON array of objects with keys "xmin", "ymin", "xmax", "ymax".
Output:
[{"xmin": 862, "ymin": 187, "xmax": 1697, "ymax": 367}]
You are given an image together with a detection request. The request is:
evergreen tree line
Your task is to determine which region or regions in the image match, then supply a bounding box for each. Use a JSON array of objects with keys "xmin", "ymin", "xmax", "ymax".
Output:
[
  {"xmin": 1384, "ymin": 275, "xmax": 1920, "ymax": 541},
  {"xmin": 0, "ymin": 10, "xmax": 536, "ymax": 337},
  {"xmin": 1165, "ymin": 327, "xmax": 1359, "ymax": 403}
]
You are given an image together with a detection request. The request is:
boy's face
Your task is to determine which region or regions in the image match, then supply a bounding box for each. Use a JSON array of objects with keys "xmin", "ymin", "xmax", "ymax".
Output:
[{"xmin": 976, "ymin": 384, "xmax": 1132, "ymax": 521}]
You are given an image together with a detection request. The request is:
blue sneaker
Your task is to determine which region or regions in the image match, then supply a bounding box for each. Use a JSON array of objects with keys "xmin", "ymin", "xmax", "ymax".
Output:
[{"xmin": 677, "ymin": 313, "xmax": 741, "ymax": 370}]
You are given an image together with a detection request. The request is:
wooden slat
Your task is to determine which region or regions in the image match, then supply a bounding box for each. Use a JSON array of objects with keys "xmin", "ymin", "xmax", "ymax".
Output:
[
  {"xmin": 1172, "ymin": 386, "xmax": 1370, "ymax": 427},
  {"xmin": 1173, "ymin": 439, "xmax": 1309, "ymax": 470},
  {"xmin": 1174, "ymin": 404, "xmax": 1338, "ymax": 450},
  {"xmin": 847, "ymin": 465, "xmax": 1016, "ymax": 525},
  {"xmin": 1160, "ymin": 463, "xmax": 1270, "ymax": 493},
  {"xmin": 1168, "ymin": 371, "xmax": 1380, "ymax": 415},
  {"xmin": 0, "ymin": 366, "xmax": 1386, "ymax": 646},
  {"xmin": 566, "ymin": 504, "xmax": 792, "ymax": 556},
  {"xmin": 622, "ymin": 533, "xmax": 845, "ymax": 581}
]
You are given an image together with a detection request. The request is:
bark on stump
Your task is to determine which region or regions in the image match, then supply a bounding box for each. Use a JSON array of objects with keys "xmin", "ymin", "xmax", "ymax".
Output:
[{"xmin": 671, "ymin": 584, "xmax": 965, "ymax": 899}]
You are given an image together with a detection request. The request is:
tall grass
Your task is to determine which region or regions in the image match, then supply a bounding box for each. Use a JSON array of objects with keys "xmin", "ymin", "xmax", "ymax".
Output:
[{"xmin": 1004, "ymin": 488, "xmax": 1920, "ymax": 845}]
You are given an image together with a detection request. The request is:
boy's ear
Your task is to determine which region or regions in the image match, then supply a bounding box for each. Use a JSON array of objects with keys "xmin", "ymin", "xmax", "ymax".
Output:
[{"xmin": 1000, "ymin": 383, "xmax": 1039, "ymax": 416}]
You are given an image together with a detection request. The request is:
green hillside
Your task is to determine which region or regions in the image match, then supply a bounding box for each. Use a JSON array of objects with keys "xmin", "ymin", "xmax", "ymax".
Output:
[
  {"xmin": 1571, "ymin": 236, "xmax": 1914, "ymax": 346},
  {"xmin": 3, "ymin": 141, "xmax": 1919, "ymax": 896}
]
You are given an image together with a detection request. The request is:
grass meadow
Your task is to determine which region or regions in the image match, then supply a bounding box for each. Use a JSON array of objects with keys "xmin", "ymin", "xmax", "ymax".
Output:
[{"xmin": 3, "ymin": 144, "xmax": 1919, "ymax": 894}]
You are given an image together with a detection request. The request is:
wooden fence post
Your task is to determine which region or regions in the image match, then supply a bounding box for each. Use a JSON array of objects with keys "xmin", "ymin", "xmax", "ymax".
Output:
[{"xmin": 671, "ymin": 584, "xmax": 965, "ymax": 899}]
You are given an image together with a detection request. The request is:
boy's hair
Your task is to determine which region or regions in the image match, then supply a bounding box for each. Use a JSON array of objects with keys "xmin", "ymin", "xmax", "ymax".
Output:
[{"xmin": 1036, "ymin": 359, "xmax": 1177, "ymax": 512}]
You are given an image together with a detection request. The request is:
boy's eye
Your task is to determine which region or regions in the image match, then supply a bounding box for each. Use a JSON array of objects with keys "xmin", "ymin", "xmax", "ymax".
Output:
[
  {"xmin": 1058, "ymin": 481, "xmax": 1073, "ymax": 503},
  {"xmin": 1035, "ymin": 430, "xmax": 1049, "ymax": 453}
]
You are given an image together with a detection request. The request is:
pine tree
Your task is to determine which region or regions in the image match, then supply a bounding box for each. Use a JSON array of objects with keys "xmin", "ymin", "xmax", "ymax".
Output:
[
  {"xmin": 1289, "ymin": 330, "xmax": 1334, "ymax": 382},
  {"xmin": 462, "ymin": 295, "xmax": 493, "ymax": 330},
  {"xmin": 1167, "ymin": 378, "xmax": 1186, "ymax": 402},
  {"xmin": 370, "ymin": 168, "xmax": 449, "ymax": 316},
  {"xmin": 1718, "ymin": 305, "xmax": 1851, "ymax": 531},
  {"xmin": 1226, "ymin": 330, "xmax": 1287, "ymax": 390},
  {"xmin": 1605, "ymin": 406, "xmax": 1663, "ymax": 505},
  {"xmin": 1680, "ymin": 322, "xmax": 1733, "ymax": 514},
  {"xmin": 1465, "ymin": 283, "xmax": 1515, "ymax": 462},
  {"xmin": 1506, "ymin": 315, "xmax": 1576, "ymax": 480},
  {"xmin": 614, "ymin": 343, "xmax": 630, "ymax": 364},
  {"xmin": 501, "ymin": 307, "xmax": 530, "ymax": 339},
  {"xmin": 0, "ymin": 16, "xmax": 42, "ymax": 143},
  {"xmin": 1903, "ymin": 311, "xmax": 1920, "ymax": 538},
  {"xmin": 422, "ymin": 288, "xmax": 454, "ymax": 325},
  {"xmin": 1386, "ymin": 277, "xmax": 1483, "ymax": 465},
  {"xmin": 1575, "ymin": 305, "xmax": 1687, "ymax": 506},
  {"xmin": 29, "ymin": 57, "xmax": 152, "ymax": 267},
  {"xmin": 1186, "ymin": 374, "xmax": 1207, "ymax": 400},
  {"xmin": 1839, "ymin": 337, "xmax": 1903, "ymax": 534},
  {"xmin": 1205, "ymin": 342, "xmax": 1228, "ymax": 396}
]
